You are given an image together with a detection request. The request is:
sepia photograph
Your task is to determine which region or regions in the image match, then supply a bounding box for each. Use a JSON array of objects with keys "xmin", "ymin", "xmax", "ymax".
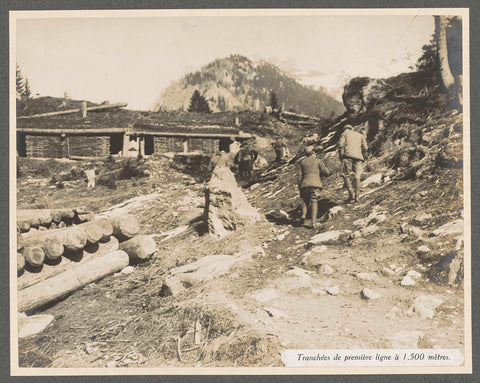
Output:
[{"xmin": 10, "ymin": 8, "xmax": 470, "ymax": 374}]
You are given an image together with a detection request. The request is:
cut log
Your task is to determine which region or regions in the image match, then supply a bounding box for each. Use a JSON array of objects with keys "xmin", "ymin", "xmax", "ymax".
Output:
[
  {"xmin": 17, "ymin": 232, "xmax": 24, "ymax": 251},
  {"xmin": 18, "ymin": 236, "xmax": 119, "ymax": 291},
  {"xmin": 50, "ymin": 222, "xmax": 58, "ymax": 230},
  {"xmin": 18, "ymin": 220, "xmax": 31, "ymax": 233},
  {"xmin": 28, "ymin": 228, "xmax": 38, "ymax": 234},
  {"xmin": 18, "ymin": 250, "xmax": 129, "ymax": 312},
  {"xmin": 75, "ymin": 211, "xmax": 95, "ymax": 224},
  {"xmin": 85, "ymin": 224, "xmax": 102, "ymax": 245},
  {"xmin": 62, "ymin": 227, "xmax": 87, "ymax": 252},
  {"xmin": 23, "ymin": 247, "xmax": 45, "ymax": 267},
  {"xmin": 39, "ymin": 226, "xmax": 47, "ymax": 231},
  {"xmin": 119, "ymin": 235, "xmax": 157, "ymax": 260},
  {"xmin": 110, "ymin": 214, "xmax": 140, "ymax": 241},
  {"xmin": 17, "ymin": 210, "xmax": 53, "ymax": 227},
  {"xmin": 80, "ymin": 218, "xmax": 113, "ymax": 240},
  {"xmin": 17, "ymin": 253, "xmax": 25, "ymax": 272},
  {"xmin": 58, "ymin": 221, "xmax": 67, "ymax": 229}
]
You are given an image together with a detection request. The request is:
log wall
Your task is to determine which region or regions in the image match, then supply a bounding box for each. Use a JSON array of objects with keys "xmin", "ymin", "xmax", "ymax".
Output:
[
  {"xmin": 154, "ymin": 136, "xmax": 185, "ymax": 153},
  {"xmin": 187, "ymin": 137, "xmax": 219, "ymax": 153},
  {"xmin": 25, "ymin": 134, "xmax": 110, "ymax": 158}
]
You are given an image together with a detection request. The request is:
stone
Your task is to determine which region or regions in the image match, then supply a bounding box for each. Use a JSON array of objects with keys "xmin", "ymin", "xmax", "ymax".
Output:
[
  {"xmin": 367, "ymin": 211, "xmax": 387, "ymax": 224},
  {"xmin": 328, "ymin": 206, "xmax": 344, "ymax": 218},
  {"xmin": 309, "ymin": 230, "xmax": 351, "ymax": 245},
  {"xmin": 236, "ymin": 245, "xmax": 265, "ymax": 258},
  {"xmin": 382, "ymin": 267, "xmax": 396, "ymax": 276},
  {"xmin": 386, "ymin": 330, "xmax": 424, "ymax": 348},
  {"xmin": 353, "ymin": 218, "xmax": 367, "ymax": 227},
  {"xmin": 326, "ymin": 285, "xmax": 340, "ymax": 296},
  {"xmin": 400, "ymin": 223, "xmax": 408, "ymax": 234},
  {"xmin": 204, "ymin": 167, "xmax": 261, "ymax": 238},
  {"xmin": 321, "ymin": 264, "xmax": 334, "ymax": 275},
  {"xmin": 417, "ymin": 245, "xmax": 431, "ymax": 256},
  {"xmin": 18, "ymin": 313, "xmax": 55, "ymax": 338},
  {"xmin": 275, "ymin": 254, "xmax": 283, "ymax": 260},
  {"xmin": 408, "ymin": 226, "xmax": 426, "ymax": 238},
  {"xmin": 356, "ymin": 272, "xmax": 374, "ymax": 281},
  {"xmin": 251, "ymin": 288, "xmax": 279, "ymax": 303},
  {"xmin": 121, "ymin": 266, "xmax": 134, "ymax": 275},
  {"xmin": 361, "ymin": 173, "xmax": 383, "ymax": 188},
  {"xmin": 406, "ymin": 270, "xmax": 422, "ymax": 279},
  {"xmin": 311, "ymin": 245, "xmax": 328, "ymax": 254},
  {"xmin": 276, "ymin": 234, "xmax": 286, "ymax": 241},
  {"xmin": 361, "ymin": 224, "xmax": 379, "ymax": 236},
  {"xmin": 164, "ymin": 253, "xmax": 250, "ymax": 296},
  {"xmin": 412, "ymin": 295, "xmax": 443, "ymax": 319},
  {"xmin": 301, "ymin": 253, "xmax": 327, "ymax": 268},
  {"xmin": 401, "ymin": 275, "xmax": 416, "ymax": 286},
  {"xmin": 249, "ymin": 183, "xmax": 260, "ymax": 191},
  {"xmin": 431, "ymin": 219, "xmax": 463, "ymax": 237},
  {"xmin": 361, "ymin": 288, "xmax": 381, "ymax": 300},
  {"xmin": 415, "ymin": 213, "xmax": 432, "ymax": 222},
  {"xmin": 286, "ymin": 267, "xmax": 312, "ymax": 278},
  {"xmin": 106, "ymin": 361, "xmax": 117, "ymax": 368}
]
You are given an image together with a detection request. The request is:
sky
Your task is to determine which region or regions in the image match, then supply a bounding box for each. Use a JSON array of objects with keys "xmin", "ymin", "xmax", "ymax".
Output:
[{"xmin": 15, "ymin": 12, "xmax": 435, "ymax": 110}]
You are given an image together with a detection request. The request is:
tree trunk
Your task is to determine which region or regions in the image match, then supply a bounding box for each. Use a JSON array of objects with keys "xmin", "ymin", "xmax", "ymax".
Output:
[
  {"xmin": 110, "ymin": 214, "xmax": 140, "ymax": 241},
  {"xmin": 18, "ymin": 250, "xmax": 129, "ymax": 312},
  {"xmin": 17, "ymin": 210, "xmax": 53, "ymax": 227},
  {"xmin": 22, "ymin": 226, "xmax": 87, "ymax": 253},
  {"xmin": 81, "ymin": 218, "xmax": 113, "ymax": 241},
  {"xmin": 435, "ymin": 16, "xmax": 455, "ymax": 92},
  {"xmin": 17, "ymin": 236, "xmax": 119, "ymax": 291},
  {"xmin": 119, "ymin": 235, "xmax": 157, "ymax": 260},
  {"xmin": 23, "ymin": 247, "xmax": 45, "ymax": 267}
]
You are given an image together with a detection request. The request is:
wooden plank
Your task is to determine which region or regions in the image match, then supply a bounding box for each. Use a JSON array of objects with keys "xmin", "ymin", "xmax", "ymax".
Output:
[{"xmin": 17, "ymin": 102, "xmax": 128, "ymax": 119}]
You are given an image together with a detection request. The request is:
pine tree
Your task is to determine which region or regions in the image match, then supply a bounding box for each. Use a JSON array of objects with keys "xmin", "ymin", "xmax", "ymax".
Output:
[
  {"xmin": 269, "ymin": 90, "xmax": 278, "ymax": 110},
  {"xmin": 16, "ymin": 64, "xmax": 25, "ymax": 100},
  {"xmin": 188, "ymin": 90, "xmax": 211, "ymax": 113},
  {"xmin": 24, "ymin": 78, "xmax": 32, "ymax": 99}
]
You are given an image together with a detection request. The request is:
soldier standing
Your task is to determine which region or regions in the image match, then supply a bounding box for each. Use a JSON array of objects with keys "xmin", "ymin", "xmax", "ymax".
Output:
[
  {"xmin": 338, "ymin": 124, "xmax": 368, "ymax": 203},
  {"xmin": 298, "ymin": 146, "xmax": 331, "ymax": 228}
]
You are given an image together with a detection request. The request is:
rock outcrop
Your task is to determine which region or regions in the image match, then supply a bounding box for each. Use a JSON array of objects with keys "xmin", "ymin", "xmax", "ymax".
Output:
[{"xmin": 204, "ymin": 167, "xmax": 261, "ymax": 238}]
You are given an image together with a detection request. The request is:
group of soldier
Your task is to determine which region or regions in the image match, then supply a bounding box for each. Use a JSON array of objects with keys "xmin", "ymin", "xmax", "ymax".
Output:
[{"xmin": 208, "ymin": 123, "xmax": 368, "ymax": 229}]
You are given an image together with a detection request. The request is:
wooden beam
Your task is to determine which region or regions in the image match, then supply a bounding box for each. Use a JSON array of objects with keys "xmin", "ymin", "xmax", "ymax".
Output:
[
  {"xmin": 17, "ymin": 102, "xmax": 128, "ymax": 119},
  {"xmin": 17, "ymin": 127, "xmax": 127, "ymax": 134}
]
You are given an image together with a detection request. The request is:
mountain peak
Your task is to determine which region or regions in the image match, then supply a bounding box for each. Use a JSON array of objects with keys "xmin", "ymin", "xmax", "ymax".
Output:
[{"xmin": 153, "ymin": 55, "xmax": 345, "ymax": 116}]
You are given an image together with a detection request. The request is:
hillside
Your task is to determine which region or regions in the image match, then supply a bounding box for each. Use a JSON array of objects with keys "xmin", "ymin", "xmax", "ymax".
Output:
[
  {"xmin": 153, "ymin": 55, "xmax": 345, "ymax": 117},
  {"xmin": 16, "ymin": 45, "xmax": 465, "ymax": 368}
]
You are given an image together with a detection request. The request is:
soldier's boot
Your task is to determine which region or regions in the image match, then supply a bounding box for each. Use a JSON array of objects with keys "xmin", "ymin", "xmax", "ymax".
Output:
[
  {"xmin": 354, "ymin": 178, "xmax": 361, "ymax": 203},
  {"xmin": 311, "ymin": 201, "xmax": 319, "ymax": 228},
  {"xmin": 344, "ymin": 177, "xmax": 355, "ymax": 203}
]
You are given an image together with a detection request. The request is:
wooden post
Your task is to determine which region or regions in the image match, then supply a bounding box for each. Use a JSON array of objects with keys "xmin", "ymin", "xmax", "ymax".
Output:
[
  {"xmin": 182, "ymin": 138, "xmax": 188, "ymax": 153},
  {"xmin": 18, "ymin": 250, "xmax": 129, "ymax": 312},
  {"xmin": 81, "ymin": 101, "xmax": 87, "ymax": 118},
  {"xmin": 122, "ymin": 133, "xmax": 130, "ymax": 157},
  {"xmin": 139, "ymin": 136, "xmax": 145, "ymax": 157},
  {"xmin": 119, "ymin": 235, "xmax": 156, "ymax": 260}
]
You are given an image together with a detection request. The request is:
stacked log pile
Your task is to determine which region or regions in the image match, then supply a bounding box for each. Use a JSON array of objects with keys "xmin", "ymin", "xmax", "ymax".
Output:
[
  {"xmin": 17, "ymin": 212, "xmax": 157, "ymax": 313},
  {"xmin": 17, "ymin": 207, "xmax": 95, "ymax": 233}
]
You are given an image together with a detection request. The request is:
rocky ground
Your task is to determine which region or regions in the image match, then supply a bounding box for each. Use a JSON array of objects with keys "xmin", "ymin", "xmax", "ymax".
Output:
[{"xmin": 16, "ymin": 131, "xmax": 465, "ymax": 368}]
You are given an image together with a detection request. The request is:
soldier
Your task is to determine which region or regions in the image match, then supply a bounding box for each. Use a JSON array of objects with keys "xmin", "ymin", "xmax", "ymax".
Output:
[
  {"xmin": 298, "ymin": 146, "xmax": 331, "ymax": 228},
  {"xmin": 338, "ymin": 124, "xmax": 368, "ymax": 203},
  {"xmin": 235, "ymin": 143, "xmax": 258, "ymax": 180}
]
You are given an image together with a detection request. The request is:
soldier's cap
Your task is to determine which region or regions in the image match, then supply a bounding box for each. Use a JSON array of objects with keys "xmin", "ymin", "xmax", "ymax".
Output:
[{"xmin": 344, "ymin": 124, "xmax": 353, "ymax": 130}]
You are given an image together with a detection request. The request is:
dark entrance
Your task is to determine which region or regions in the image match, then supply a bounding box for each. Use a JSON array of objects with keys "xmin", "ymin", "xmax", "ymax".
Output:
[
  {"xmin": 144, "ymin": 135, "xmax": 154, "ymax": 155},
  {"xmin": 110, "ymin": 134, "xmax": 123, "ymax": 155},
  {"xmin": 219, "ymin": 138, "xmax": 232, "ymax": 153},
  {"xmin": 17, "ymin": 132, "xmax": 26, "ymax": 157}
]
